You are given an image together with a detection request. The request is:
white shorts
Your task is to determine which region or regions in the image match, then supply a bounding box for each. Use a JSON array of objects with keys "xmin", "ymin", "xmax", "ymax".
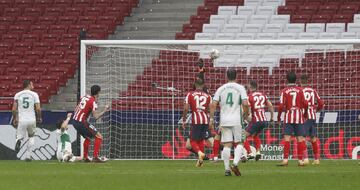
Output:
[
  {"xmin": 17, "ymin": 120, "xmax": 36, "ymax": 139},
  {"xmin": 57, "ymin": 142, "xmax": 72, "ymax": 161},
  {"xmin": 221, "ymin": 126, "xmax": 242, "ymax": 143}
]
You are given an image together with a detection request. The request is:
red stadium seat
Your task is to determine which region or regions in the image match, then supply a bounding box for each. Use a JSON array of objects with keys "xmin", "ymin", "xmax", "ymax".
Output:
[
  {"xmin": 291, "ymin": 15, "xmax": 311, "ymax": 23},
  {"xmin": 298, "ymin": 5, "xmax": 319, "ymax": 15},
  {"xmin": 96, "ymin": 16, "xmax": 117, "ymax": 26},
  {"xmin": 77, "ymin": 16, "xmax": 96, "ymax": 25},
  {"xmin": 22, "ymin": 34, "xmax": 40, "ymax": 42},
  {"xmin": 33, "ymin": 42, "xmax": 52, "ymax": 51},
  {"xmin": 8, "ymin": 25, "xmax": 29, "ymax": 34},
  {"xmin": 16, "ymin": 16, "xmax": 36, "ymax": 25},
  {"xmin": 73, "ymin": 0, "xmax": 93, "ymax": 7},
  {"xmin": 53, "ymin": 42, "xmax": 72, "ymax": 51},
  {"xmin": 318, "ymin": 5, "xmax": 339, "ymax": 15},
  {"xmin": 3, "ymin": 8, "xmax": 21, "ymax": 17},
  {"xmin": 278, "ymin": 5, "xmax": 297, "ymax": 15},
  {"xmin": 45, "ymin": 50, "xmax": 64, "ymax": 59},
  {"xmin": 175, "ymin": 32, "xmax": 195, "ymax": 40},
  {"xmin": 93, "ymin": 0, "xmax": 111, "ymax": 7},
  {"xmin": 1, "ymin": 91, "xmax": 17, "ymax": 98},
  {"xmin": 339, "ymin": 4, "xmax": 359, "ymax": 15},
  {"xmin": 44, "ymin": 7, "xmax": 64, "ymax": 16},
  {"xmin": 286, "ymin": 0, "xmax": 304, "ymax": 6},
  {"xmin": 41, "ymin": 34, "xmax": 61, "ymax": 42},
  {"xmin": 24, "ymin": 50, "xmax": 44, "ymax": 59},
  {"xmin": 53, "ymin": 0, "xmax": 73, "ymax": 7},
  {"xmin": 14, "ymin": 59, "xmax": 35, "ymax": 66},
  {"xmin": 190, "ymin": 15, "xmax": 210, "ymax": 25},
  {"xmin": 112, "ymin": 0, "xmax": 131, "ymax": 16},
  {"xmin": 64, "ymin": 7, "xmax": 84, "ymax": 16},
  {"xmin": 65, "ymin": 50, "xmax": 79, "ymax": 59},
  {"xmin": 58, "ymin": 16, "xmax": 77, "ymax": 25},
  {"xmin": 23, "ymin": 8, "xmax": 43, "ymax": 17},
  {"xmin": 14, "ymin": 0, "xmax": 33, "ymax": 8},
  {"xmin": 103, "ymin": 7, "xmax": 127, "ymax": 19},
  {"xmin": 88, "ymin": 24, "xmax": 108, "ymax": 34},
  {"xmin": 0, "ymin": 75, "xmax": 18, "ymax": 84},
  {"xmin": 13, "ymin": 42, "xmax": 32, "ymax": 51},
  {"xmin": 61, "ymin": 33, "xmax": 79, "ymax": 42},
  {"xmin": 7, "ymin": 67, "xmax": 27, "ymax": 75},
  {"xmin": 38, "ymin": 16, "xmax": 58, "ymax": 25},
  {"xmin": 197, "ymin": 6, "xmax": 217, "ymax": 17},
  {"xmin": 331, "ymin": 14, "xmax": 353, "ymax": 23},
  {"xmin": 0, "ymin": 25, "xmax": 8, "ymax": 34},
  {"xmin": 0, "ymin": 42, "xmax": 12, "ymax": 51},
  {"xmin": 57, "ymin": 59, "xmax": 77, "ymax": 70},
  {"xmin": 311, "ymin": 14, "xmax": 332, "ymax": 23},
  {"xmin": 20, "ymin": 75, "xmax": 40, "ymax": 83},
  {"xmin": 49, "ymin": 25, "xmax": 69, "ymax": 34},
  {"xmin": 35, "ymin": 59, "xmax": 55, "ymax": 67},
  {"xmin": 222, "ymin": 0, "xmax": 244, "ymax": 6},
  {"xmin": 86, "ymin": 32, "xmax": 106, "ymax": 39},
  {"xmin": 68, "ymin": 25, "xmax": 88, "ymax": 33},
  {"xmin": 30, "ymin": 25, "xmax": 48, "ymax": 34},
  {"xmin": 84, "ymin": 7, "xmax": 104, "ymax": 16},
  {"xmin": 204, "ymin": 0, "xmax": 220, "ymax": 7},
  {"xmin": 33, "ymin": 0, "xmax": 54, "ymax": 8},
  {"xmin": 0, "ymin": 16, "xmax": 15, "ymax": 26},
  {"xmin": 182, "ymin": 24, "xmax": 202, "ymax": 33},
  {"xmin": 4, "ymin": 51, "xmax": 23, "ymax": 59},
  {"xmin": 0, "ymin": 0, "xmax": 13, "ymax": 8}
]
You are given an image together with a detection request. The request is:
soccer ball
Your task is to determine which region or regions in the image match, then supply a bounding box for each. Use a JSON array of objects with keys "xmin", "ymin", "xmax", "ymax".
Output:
[{"xmin": 210, "ymin": 49, "xmax": 220, "ymax": 59}]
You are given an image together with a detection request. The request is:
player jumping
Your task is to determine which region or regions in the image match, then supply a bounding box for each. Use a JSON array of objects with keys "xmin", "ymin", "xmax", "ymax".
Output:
[
  {"xmin": 210, "ymin": 68, "xmax": 250, "ymax": 176},
  {"xmin": 244, "ymin": 80, "xmax": 274, "ymax": 161},
  {"xmin": 277, "ymin": 72, "xmax": 308, "ymax": 166},
  {"xmin": 300, "ymin": 75, "xmax": 324, "ymax": 165},
  {"xmin": 182, "ymin": 79, "xmax": 212, "ymax": 167},
  {"xmin": 13, "ymin": 80, "xmax": 42, "ymax": 161},
  {"xmin": 56, "ymin": 112, "xmax": 82, "ymax": 162},
  {"xmin": 69, "ymin": 85, "xmax": 110, "ymax": 163}
]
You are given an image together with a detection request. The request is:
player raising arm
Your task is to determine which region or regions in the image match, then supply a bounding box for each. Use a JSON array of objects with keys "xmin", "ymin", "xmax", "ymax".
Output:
[
  {"xmin": 209, "ymin": 68, "xmax": 250, "ymax": 176},
  {"xmin": 277, "ymin": 72, "xmax": 308, "ymax": 166},
  {"xmin": 56, "ymin": 113, "xmax": 82, "ymax": 162},
  {"xmin": 300, "ymin": 75, "xmax": 324, "ymax": 165},
  {"xmin": 244, "ymin": 81, "xmax": 274, "ymax": 161},
  {"xmin": 182, "ymin": 79, "xmax": 212, "ymax": 167},
  {"xmin": 13, "ymin": 80, "xmax": 42, "ymax": 161},
  {"xmin": 69, "ymin": 85, "xmax": 110, "ymax": 163}
]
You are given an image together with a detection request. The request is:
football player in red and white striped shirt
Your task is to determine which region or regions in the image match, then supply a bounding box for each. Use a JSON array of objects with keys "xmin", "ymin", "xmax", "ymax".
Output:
[
  {"xmin": 300, "ymin": 75, "xmax": 324, "ymax": 165},
  {"xmin": 244, "ymin": 81, "xmax": 274, "ymax": 161},
  {"xmin": 182, "ymin": 79, "xmax": 212, "ymax": 167},
  {"xmin": 277, "ymin": 72, "xmax": 308, "ymax": 166},
  {"xmin": 70, "ymin": 85, "xmax": 110, "ymax": 162}
]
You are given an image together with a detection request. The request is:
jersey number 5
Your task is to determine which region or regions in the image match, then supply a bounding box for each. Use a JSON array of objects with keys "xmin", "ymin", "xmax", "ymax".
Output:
[{"xmin": 79, "ymin": 97, "xmax": 90, "ymax": 109}]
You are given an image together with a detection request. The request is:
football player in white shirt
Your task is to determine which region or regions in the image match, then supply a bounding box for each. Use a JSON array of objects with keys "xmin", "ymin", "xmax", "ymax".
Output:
[
  {"xmin": 56, "ymin": 113, "xmax": 82, "ymax": 162},
  {"xmin": 210, "ymin": 68, "xmax": 250, "ymax": 176},
  {"xmin": 12, "ymin": 80, "xmax": 42, "ymax": 161}
]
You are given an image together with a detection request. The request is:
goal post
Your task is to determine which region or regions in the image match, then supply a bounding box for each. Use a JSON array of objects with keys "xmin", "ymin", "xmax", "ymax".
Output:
[{"xmin": 80, "ymin": 39, "xmax": 360, "ymax": 160}]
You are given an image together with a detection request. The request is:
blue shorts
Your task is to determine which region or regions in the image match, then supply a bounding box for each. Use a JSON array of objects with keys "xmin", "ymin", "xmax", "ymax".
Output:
[
  {"xmin": 283, "ymin": 123, "xmax": 305, "ymax": 137},
  {"xmin": 303, "ymin": 119, "xmax": 317, "ymax": 137},
  {"xmin": 190, "ymin": 124, "xmax": 208, "ymax": 140},
  {"xmin": 70, "ymin": 119, "xmax": 98, "ymax": 138},
  {"xmin": 246, "ymin": 121, "xmax": 268, "ymax": 135},
  {"xmin": 185, "ymin": 124, "xmax": 213, "ymax": 140}
]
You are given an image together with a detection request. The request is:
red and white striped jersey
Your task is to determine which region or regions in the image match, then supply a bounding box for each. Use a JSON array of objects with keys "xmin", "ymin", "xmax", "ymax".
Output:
[
  {"xmin": 73, "ymin": 95, "xmax": 98, "ymax": 123},
  {"xmin": 184, "ymin": 90, "xmax": 211, "ymax": 125},
  {"xmin": 248, "ymin": 91, "xmax": 268, "ymax": 122},
  {"xmin": 302, "ymin": 87, "xmax": 324, "ymax": 120},
  {"xmin": 278, "ymin": 85, "xmax": 308, "ymax": 124}
]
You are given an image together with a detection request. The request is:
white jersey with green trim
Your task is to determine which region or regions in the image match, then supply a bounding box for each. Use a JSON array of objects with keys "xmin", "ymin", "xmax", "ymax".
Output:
[
  {"xmin": 14, "ymin": 90, "xmax": 40, "ymax": 122},
  {"xmin": 213, "ymin": 82, "xmax": 248, "ymax": 127},
  {"xmin": 56, "ymin": 129, "xmax": 72, "ymax": 157}
]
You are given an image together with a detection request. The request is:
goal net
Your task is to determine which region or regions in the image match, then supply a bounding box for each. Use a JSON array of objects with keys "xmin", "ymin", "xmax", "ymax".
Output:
[{"xmin": 81, "ymin": 40, "xmax": 360, "ymax": 160}]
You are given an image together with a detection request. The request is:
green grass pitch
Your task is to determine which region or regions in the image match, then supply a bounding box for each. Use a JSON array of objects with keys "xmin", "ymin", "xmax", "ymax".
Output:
[{"xmin": 0, "ymin": 160, "xmax": 359, "ymax": 190}]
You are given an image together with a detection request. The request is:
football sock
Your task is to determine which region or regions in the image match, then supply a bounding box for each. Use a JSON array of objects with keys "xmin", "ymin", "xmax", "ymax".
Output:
[
  {"xmin": 198, "ymin": 140, "xmax": 205, "ymax": 153},
  {"xmin": 254, "ymin": 136, "xmax": 261, "ymax": 151},
  {"xmin": 303, "ymin": 145, "xmax": 309, "ymax": 159},
  {"xmin": 283, "ymin": 141, "xmax": 290, "ymax": 159},
  {"xmin": 190, "ymin": 140, "xmax": 200, "ymax": 153},
  {"xmin": 297, "ymin": 141, "xmax": 306, "ymax": 160},
  {"xmin": 311, "ymin": 140, "xmax": 320, "ymax": 160},
  {"xmin": 93, "ymin": 137, "xmax": 102, "ymax": 158},
  {"xmin": 212, "ymin": 139, "xmax": 220, "ymax": 158},
  {"xmin": 26, "ymin": 137, "xmax": 34, "ymax": 159},
  {"xmin": 222, "ymin": 147, "xmax": 231, "ymax": 171},
  {"xmin": 83, "ymin": 138, "xmax": 90, "ymax": 158},
  {"xmin": 243, "ymin": 139, "xmax": 251, "ymax": 154},
  {"xmin": 233, "ymin": 144, "xmax": 244, "ymax": 166}
]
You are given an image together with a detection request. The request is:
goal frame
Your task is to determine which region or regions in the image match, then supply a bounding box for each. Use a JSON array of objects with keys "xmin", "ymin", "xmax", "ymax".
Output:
[{"xmin": 80, "ymin": 39, "xmax": 360, "ymax": 160}]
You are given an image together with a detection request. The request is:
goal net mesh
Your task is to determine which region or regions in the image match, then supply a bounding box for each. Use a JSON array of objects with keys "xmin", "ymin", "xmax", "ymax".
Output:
[{"xmin": 83, "ymin": 41, "xmax": 360, "ymax": 160}]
